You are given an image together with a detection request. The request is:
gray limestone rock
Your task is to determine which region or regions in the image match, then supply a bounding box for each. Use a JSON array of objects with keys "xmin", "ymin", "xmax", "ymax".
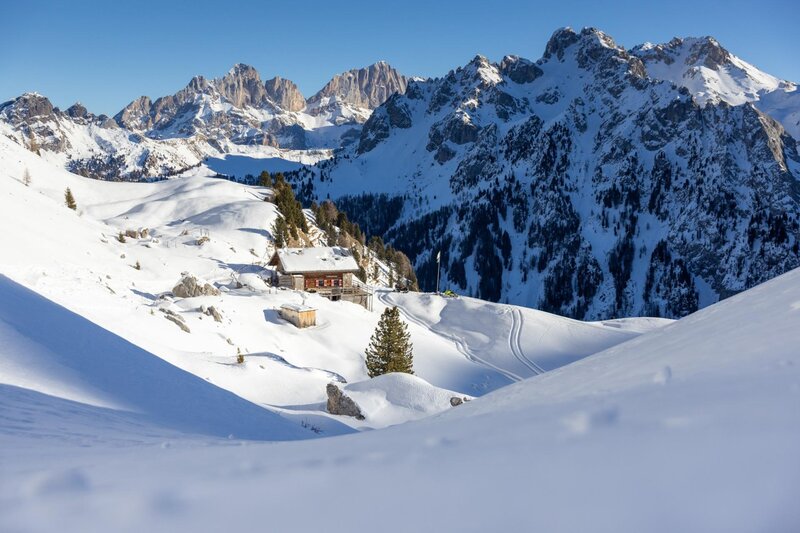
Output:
[
  {"xmin": 309, "ymin": 61, "xmax": 407, "ymax": 111},
  {"xmin": 172, "ymin": 275, "xmax": 220, "ymax": 298},
  {"xmin": 264, "ymin": 76, "xmax": 306, "ymax": 112},
  {"xmin": 326, "ymin": 383, "xmax": 365, "ymax": 420}
]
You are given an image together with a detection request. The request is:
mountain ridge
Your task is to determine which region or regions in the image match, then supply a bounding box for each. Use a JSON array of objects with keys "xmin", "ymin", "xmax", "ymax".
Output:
[
  {"xmin": 286, "ymin": 26, "xmax": 800, "ymax": 320},
  {"xmin": 0, "ymin": 61, "xmax": 409, "ymax": 179}
]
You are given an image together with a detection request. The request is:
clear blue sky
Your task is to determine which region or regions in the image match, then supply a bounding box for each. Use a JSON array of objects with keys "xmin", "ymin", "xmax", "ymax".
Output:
[{"xmin": 1, "ymin": 0, "xmax": 796, "ymax": 116}]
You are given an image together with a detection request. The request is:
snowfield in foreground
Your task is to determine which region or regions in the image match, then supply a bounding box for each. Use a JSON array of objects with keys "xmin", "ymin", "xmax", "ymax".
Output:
[
  {"xmin": 2, "ymin": 265, "xmax": 799, "ymax": 532},
  {"xmin": 1, "ymin": 135, "xmax": 798, "ymax": 532}
]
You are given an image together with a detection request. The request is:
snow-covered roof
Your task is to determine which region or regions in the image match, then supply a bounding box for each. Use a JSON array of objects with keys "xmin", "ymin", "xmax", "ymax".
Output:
[
  {"xmin": 272, "ymin": 247, "xmax": 360, "ymax": 274},
  {"xmin": 280, "ymin": 303, "xmax": 316, "ymax": 313}
]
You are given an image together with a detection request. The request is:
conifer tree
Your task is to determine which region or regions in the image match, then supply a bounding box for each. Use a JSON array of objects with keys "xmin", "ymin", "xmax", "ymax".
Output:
[
  {"xmin": 365, "ymin": 306, "xmax": 414, "ymax": 377},
  {"xmin": 64, "ymin": 188, "xmax": 77, "ymax": 210},
  {"xmin": 272, "ymin": 217, "xmax": 288, "ymax": 248},
  {"xmin": 258, "ymin": 170, "xmax": 272, "ymax": 188},
  {"xmin": 272, "ymin": 173, "xmax": 308, "ymax": 239}
]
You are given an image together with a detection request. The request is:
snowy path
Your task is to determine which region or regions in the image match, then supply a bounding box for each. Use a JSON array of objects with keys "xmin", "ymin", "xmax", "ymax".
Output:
[
  {"xmin": 378, "ymin": 291, "xmax": 522, "ymax": 382},
  {"xmin": 508, "ymin": 308, "xmax": 547, "ymax": 375}
]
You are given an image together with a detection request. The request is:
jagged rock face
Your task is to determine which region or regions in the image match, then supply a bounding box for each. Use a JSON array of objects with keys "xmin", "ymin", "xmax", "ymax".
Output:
[
  {"xmin": 114, "ymin": 96, "xmax": 153, "ymax": 130},
  {"xmin": 264, "ymin": 76, "xmax": 306, "ymax": 112},
  {"xmin": 309, "ymin": 61, "xmax": 408, "ymax": 111},
  {"xmin": 0, "ymin": 93, "xmax": 68, "ymax": 152},
  {"xmin": 66, "ymin": 102, "xmax": 89, "ymax": 119},
  {"xmin": 0, "ymin": 93, "xmax": 56, "ymax": 123},
  {"xmin": 111, "ymin": 62, "xmax": 411, "ymax": 149},
  {"xmin": 216, "ymin": 63, "xmax": 269, "ymax": 108},
  {"xmin": 293, "ymin": 26, "xmax": 800, "ymax": 321},
  {"xmin": 499, "ymin": 55, "xmax": 543, "ymax": 84}
]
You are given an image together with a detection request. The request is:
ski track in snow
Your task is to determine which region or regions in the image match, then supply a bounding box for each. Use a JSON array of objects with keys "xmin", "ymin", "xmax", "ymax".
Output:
[
  {"xmin": 508, "ymin": 308, "xmax": 546, "ymax": 375},
  {"xmin": 378, "ymin": 291, "xmax": 522, "ymax": 382}
]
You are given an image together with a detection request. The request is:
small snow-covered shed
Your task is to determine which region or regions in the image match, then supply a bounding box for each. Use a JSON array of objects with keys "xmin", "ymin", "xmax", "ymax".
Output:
[{"xmin": 279, "ymin": 303, "xmax": 316, "ymax": 328}]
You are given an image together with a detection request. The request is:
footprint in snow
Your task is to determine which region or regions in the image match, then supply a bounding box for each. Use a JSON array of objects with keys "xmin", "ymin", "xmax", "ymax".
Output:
[{"xmin": 653, "ymin": 366, "xmax": 672, "ymax": 385}]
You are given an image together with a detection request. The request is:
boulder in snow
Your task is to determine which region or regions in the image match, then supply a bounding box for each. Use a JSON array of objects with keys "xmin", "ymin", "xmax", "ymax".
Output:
[
  {"xmin": 326, "ymin": 383, "xmax": 365, "ymax": 420},
  {"xmin": 172, "ymin": 275, "xmax": 220, "ymax": 298},
  {"xmin": 201, "ymin": 305, "xmax": 223, "ymax": 323},
  {"xmin": 342, "ymin": 373, "xmax": 472, "ymax": 428}
]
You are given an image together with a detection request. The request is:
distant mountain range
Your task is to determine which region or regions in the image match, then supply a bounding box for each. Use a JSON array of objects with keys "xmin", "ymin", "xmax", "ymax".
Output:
[
  {"xmin": 1, "ymin": 26, "xmax": 798, "ymax": 320},
  {"xmin": 0, "ymin": 61, "xmax": 407, "ymax": 179}
]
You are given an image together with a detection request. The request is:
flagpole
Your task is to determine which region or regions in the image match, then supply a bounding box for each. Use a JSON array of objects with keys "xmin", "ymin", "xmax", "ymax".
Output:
[{"xmin": 435, "ymin": 250, "xmax": 441, "ymax": 295}]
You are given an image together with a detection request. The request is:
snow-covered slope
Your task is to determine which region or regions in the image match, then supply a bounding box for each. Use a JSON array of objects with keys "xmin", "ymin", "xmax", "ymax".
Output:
[
  {"xmin": 379, "ymin": 290, "xmax": 670, "ymax": 381},
  {"xmin": 2, "ymin": 254, "xmax": 798, "ymax": 532},
  {"xmin": 0, "ymin": 274, "xmax": 312, "ymax": 441},
  {"xmin": 0, "ymin": 134, "xmax": 663, "ymax": 424},
  {"xmin": 290, "ymin": 27, "xmax": 800, "ymax": 320}
]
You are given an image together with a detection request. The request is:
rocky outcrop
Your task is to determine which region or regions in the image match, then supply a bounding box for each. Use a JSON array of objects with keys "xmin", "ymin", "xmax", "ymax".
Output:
[
  {"xmin": 216, "ymin": 63, "xmax": 269, "ymax": 108},
  {"xmin": 326, "ymin": 383, "xmax": 365, "ymax": 420},
  {"xmin": 172, "ymin": 275, "xmax": 220, "ymax": 298},
  {"xmin": 264, "ymin": 76, "xmax": 306, "ymax": 112},
  {"xmin": 0, "ymin": 93, "xmax": 68, "ymax": 153},
  {"xmin": 499, "ymin": 55, "xmax": 543, "ymax": 84},
  {"xmin": 124, "ymin": 228, "xmax": 149, "ymax": 240},
  {"xmin": 66, "ymin": 103, "xmax": 90, "ymax": 120},
  {"xmin": 114, "ymin": 96, "xmax": 153, "ymax": 130},
  {"xmin": 309, "ymin": 61, "xmax": 408, "ymax": 110},
  {"xmin": 201, "ymin": 304, "xmax": 223, "ymax": 323},
  {"xmin": 160, "ymin": 308, "xmax": 191, "ymax": 333}
]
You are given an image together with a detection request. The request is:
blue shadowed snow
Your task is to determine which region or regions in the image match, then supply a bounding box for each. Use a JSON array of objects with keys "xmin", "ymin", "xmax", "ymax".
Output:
[
  {"xmin": 0, "ymin": 275, "xmax": 320, "ymax": 441},
  {"xmin": 205, "ymin": 155, "xmax": 306, "ymax": 178}
]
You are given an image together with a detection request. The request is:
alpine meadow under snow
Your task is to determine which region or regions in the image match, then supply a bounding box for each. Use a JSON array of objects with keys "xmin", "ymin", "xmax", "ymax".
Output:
[{"xmin": 1, "ymin": 22, "xmax": 799, "ymax": 533}]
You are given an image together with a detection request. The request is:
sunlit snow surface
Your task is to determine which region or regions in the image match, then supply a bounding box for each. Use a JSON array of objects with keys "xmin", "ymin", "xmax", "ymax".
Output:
[{"xmin": 1, "ymin": 135, "xmax": 798, "ymax": 532}]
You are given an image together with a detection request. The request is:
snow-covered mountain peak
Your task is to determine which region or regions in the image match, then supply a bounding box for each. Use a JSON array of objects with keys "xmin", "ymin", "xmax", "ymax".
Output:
[
  {"xmin": 308, "ymin": 61, "xmax": 408, "ymax": 112},
  {"xmin": 544, "ymin": 27, "xmax": 619, "ymax": 59},
  {"xmin": 227, "ymin": 62, "xmax": 259, "ymax": 77},
  {"xmin": 1, "ymin": 92, "xmax": 56, "ymax": 120},
  {"xmin": 461, "ymin": 54, "xmax": 503, "ymax": 86},
  {"xmin": 541, "ymin": 26, "xmax": 646, "ymax": 82},
  {"xmin": 543, "ymin": 26, "xmax": 581, "ymax": 60},
  {"xmin": 631, "ymin": 35, "xmax": 793, "ymax": 105}
]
